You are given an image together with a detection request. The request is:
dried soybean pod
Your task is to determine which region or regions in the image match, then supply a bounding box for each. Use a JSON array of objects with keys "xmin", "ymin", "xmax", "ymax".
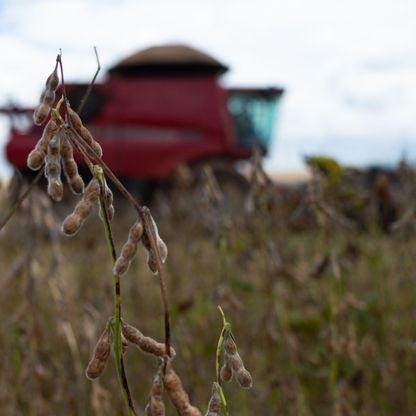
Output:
[
  {"xmin": 223, "ymin": 332, "xmax": 237, "ymax": 354},
  {"xmin": 205, "ymin": 383, "xmax": 221, "ymax": 416},
  {"xmin": 27, "ymin": 119, "xmax": 60, "ymax": 170},
  {"xmin": 46, "ymin": 66, "xmax": 59, "ymax": 91},
  {"xmin": 113, "ymin": 220, "xmax": 143, "ymax": 275},
  {"xmin": 121, "ymin": 320, "xmax": 176, "ymax": 358},
  {"xmin": 60, "ymin": 134, "xmax": 84, "ymax": 194},
  {"xmin": 220, "ymin": 362, "xmax": 233, "ymax": 383},
  {"xmin": 33, "ymin": 102, "xmax": 50, "ymax": 126},
  {"xmin": 61, "ymin": 178, "xmax": 100, "ymax": 236},
  {"xmin": 224, "ymin": 351, "xmax": 253, "ymax": 389},
  {"xmin": 98, "ymin": 177, "xmax": 114, "ymax": 221},
  {"xmin": 235, "ymin": 368, "xmax": 253, "ymax": 389},
  {"xmin": 148, "ymin": 370, "xmax": 165, "ymax": 416},
  {"xmin": 67, "ymin": 106, "xmax": 103, "ymax": 157},
  {"xmin": 41, "ymin": 89, "xmax": 55, "ymax": 106},
  {"xmin": 45, "ymin": 134, "xmax": 63, "ymax": 201},
  {"xmin": 223, "ymin": 331, "xmax": 252, "ymax": 388},
  {"xmin": 163, "ymin": 360, "xmax": 202, "ymax": 416},
  {"xmin": 85, "ymin": 325, "xmax": 111, "ymax": 380},
  {"xmin": 121, "ymin": 332, "xmax": 129, "ymax": 355},
  {"xmin": 142, "ymin": 209, "xmax": 168, "ymax": 263}
]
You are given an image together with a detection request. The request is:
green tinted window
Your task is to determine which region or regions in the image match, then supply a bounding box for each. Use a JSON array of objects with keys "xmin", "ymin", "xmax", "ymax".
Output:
[{"xmin": 228, "ymin": 91, "xmax": 281, "ymax": 150}]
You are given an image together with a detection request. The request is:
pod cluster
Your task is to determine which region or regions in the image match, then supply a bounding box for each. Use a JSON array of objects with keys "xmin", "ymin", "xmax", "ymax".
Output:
[
  {"xmin": 61, "ymin": 178, "xmax": 100, "ymax": 236},
  {"xmin": 121, "ymin": 320, "xmax": 176, "ymax": 358},
  {"xmin": 205, "ymin": 383, "xmax": 221, "ymax": 416},
  {"xmin": 85, "ymin": 324, "xmax": 111, "ymax": 380},
  {"xmin": 68, "ymin": 106, "xmax": 103, "ymax": 157},
  {"xmin": 33, "ymin": 65, "xmax": 59, "ymax": 125},
  {"xmin": 220, "ymin": 331, "xmax": 252, "ymax": 389},
  {"xmin": 113, "ymin": 220, "xmax": 143, "ymax": 276}
]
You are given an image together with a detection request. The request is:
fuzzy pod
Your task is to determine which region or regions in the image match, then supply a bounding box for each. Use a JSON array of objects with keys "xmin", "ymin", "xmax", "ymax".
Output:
[
  {"xmin": 113, "ymin": 241, "xmax": 137, "ymax": 276},
  {"xmin": 205, "ymin": 383, "xmax": 221, "ymax": 416},
  {"xmin": 68, "ymin": 106, "xmax": 103, "ymax": 157},
  {"xmin": 60, "ymin": 135, "xmax": 85, "ymax": 194},
  {"xmin": 45, "ymin": 134, "xmax": 63, "ymax": 201},
  {"xmin": 98, "ymin": 179, "xmax": 114, "ymax": 221},
  {"xmin": 147, "ymin": 252, "xmax": 158, "ymax": 275},
  {"xmin": 79, "ymin": 126, "xmax": 103, "ymax": 157},
  {"xmin": 27, "ymin": 119, "xmax": 60, "ymax": 170},
  {"xmin": 121, "ymin": 320, "xmax": 176, "ymax": 358},
  {"xmin": 220, "ymin": 362, "xmax": 233, "ymax": 383},
  {"xmin": 67, "ymin": 106, "xmax": 83, "ymax": 131},
  {"xmin": 224, "ymin": 351, "xmax": 253, "ymax": 389},
  {"xmin": 41, "ymin": 89, "xmax": 55, "ymax": 106},
  {"xmin": 83, "ymin": 178, "xmax": 101, "ymax": 202},
  {"xmin": 47, "ymin": 177, "xmax": 63, "ymax": 202},
  {"xmin": 113, "ymin": 220, "xmax": 143, "ymax": 275},
  {"xmin": 163, "ymin": 360, "xmax": 202, "ymax": 416},
  {"xmin": 27, "ymin": 149, "xmax": 46, "ymax": 171},
  {"xmin": 129, "ymin": 220, "xmax": 143, "ymax": 243},
  {"xmin": 85, "ymin": 326, "xmax": 111, "ymax": 380},
  {"xmin": 68, "ymin": 107, "xmax": 103, "ymax": 157},
  {"xmin": 148, "ymin": 371, "xmax": 166, "ymax": 416},
  {"xmin": 46, "ymin": 67, "xmax": 59, "ymax": 91},
  {"xmin": 69, "ymin": 174, "xmax": 85, "ymax": 195},
  {"xmin": 223, "ymin": 332, "xmax": 237, "ymax": 355},
  {"xmin": 61, "ymin": 213, "xmax": 83, "ymax": 236},
  {"xmin": 61, "ymin": 179, "xmax": 100, "ymax": 236},
  {"xmin": 121, "ymin": 332, "xmax": 129, "ymax": 355},
  {"xmin": 33, "ymin": 102, "xmax": 50, "ymax": 126},
  {"xmin": 142, "ymin": 210, "xmax": 168, "ymax": 264},
  {"xmin": 224, "ymin": 351, "xmax": 243, "ymax": 373},
  {"xmin": 235, "ymin": 368, "xmax": 253, "ymax": 389},
  {"xmin": 113, "ymin": 256, "xmax": 130, "ymax": 276}
]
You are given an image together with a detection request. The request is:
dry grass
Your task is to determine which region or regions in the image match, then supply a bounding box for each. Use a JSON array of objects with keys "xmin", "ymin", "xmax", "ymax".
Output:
[{"xmin": 1, "ymin": 163, "xmax": 416, "ymax": 415}]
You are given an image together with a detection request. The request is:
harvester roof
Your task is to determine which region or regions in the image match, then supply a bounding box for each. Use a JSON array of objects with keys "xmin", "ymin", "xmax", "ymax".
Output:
[{"xmin": 108, "ymin": 44, "xmax": 229, "ymax": 77}]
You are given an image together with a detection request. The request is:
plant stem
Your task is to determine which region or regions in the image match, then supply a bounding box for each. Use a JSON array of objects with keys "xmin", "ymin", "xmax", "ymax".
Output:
[
  {"xmin": 215, "ymin": 306, "xmax": 230, "ymax": 416},
  {"xmin": 77, "ymin": 46, "xmax": 101, "ymax": 115},
  {"xmin": 94, "ymin": 166, "xmax": 136, "ymax": 416}
]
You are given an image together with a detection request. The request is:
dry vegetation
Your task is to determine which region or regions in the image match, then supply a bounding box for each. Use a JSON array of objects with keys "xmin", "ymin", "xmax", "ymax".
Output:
[
  {"xmin": 1, "ymin": 54, "xmax": 416, "ymax": 416},
  {"xmin": 1, "ymin": 156, "xmax": 416, "ymax": 415}
]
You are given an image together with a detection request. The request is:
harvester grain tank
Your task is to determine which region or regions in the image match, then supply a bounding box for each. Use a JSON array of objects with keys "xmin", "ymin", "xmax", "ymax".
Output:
[{"xmin": 2, "ymin": 44, "xmax": 284, "ymax": 198}]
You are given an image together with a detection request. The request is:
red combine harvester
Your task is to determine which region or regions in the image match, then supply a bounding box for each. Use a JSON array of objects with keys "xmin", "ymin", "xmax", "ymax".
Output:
[{"xmin": 2, "ymin": 44, "xmax": 284, "ymax": 200}]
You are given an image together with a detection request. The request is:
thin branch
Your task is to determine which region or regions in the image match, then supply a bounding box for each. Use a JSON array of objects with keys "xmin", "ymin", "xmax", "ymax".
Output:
[
  {"xmin": 95, "ymin": 166, "xmax": 137, "ymax": 416},
  {"xmin": 77, "ymin": 46, "xmax": 101, "ymax": 115}
]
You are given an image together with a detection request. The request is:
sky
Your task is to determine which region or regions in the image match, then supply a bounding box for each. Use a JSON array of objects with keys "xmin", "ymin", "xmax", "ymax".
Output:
[{"xmin": 0, "ymin": 0, "xmax": 416, "ymax": 176}]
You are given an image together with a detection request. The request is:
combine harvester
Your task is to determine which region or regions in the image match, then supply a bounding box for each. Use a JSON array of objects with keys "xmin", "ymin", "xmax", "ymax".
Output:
[{"xmin": 2, "ymin": 44, "xmax": 284, "ymax": 202}]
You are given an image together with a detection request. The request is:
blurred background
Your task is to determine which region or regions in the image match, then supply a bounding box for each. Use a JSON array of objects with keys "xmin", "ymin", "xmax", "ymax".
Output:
[{"xmin": 1, "ymin": 0, "xmax": 416, "ymax": 177}]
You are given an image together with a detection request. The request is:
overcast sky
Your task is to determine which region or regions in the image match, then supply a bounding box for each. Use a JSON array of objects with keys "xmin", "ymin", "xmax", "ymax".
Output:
[{"xmin": 1, "ymin": 0, "xmax": 416, "ymax": 176}]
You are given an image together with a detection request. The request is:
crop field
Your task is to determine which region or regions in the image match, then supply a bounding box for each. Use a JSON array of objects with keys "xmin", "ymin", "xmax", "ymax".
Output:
[{"xmin": 1, "ymin": 159, "xmax": 416, "ymax": 416}]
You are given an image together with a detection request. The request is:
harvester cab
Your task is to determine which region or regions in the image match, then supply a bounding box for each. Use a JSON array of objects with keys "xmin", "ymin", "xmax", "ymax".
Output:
[{"xmin": 2, "ymin": 44, "xmax": 284, "ymax": 201}]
